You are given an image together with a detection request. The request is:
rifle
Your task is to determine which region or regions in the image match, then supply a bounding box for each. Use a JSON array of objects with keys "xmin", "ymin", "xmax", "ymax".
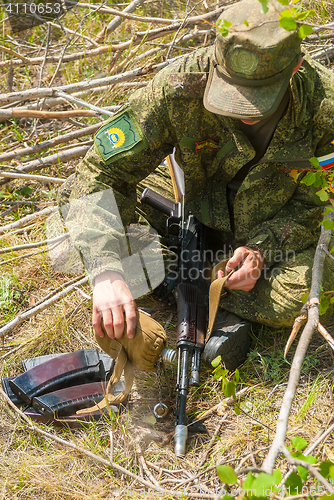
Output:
[{"xmin": 140, "ymin": 187, "xmax": 210, "ymax": 456}]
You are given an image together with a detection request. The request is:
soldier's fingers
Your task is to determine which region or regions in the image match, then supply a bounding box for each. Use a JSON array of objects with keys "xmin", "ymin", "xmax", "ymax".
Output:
[
  {"xmin": 92, "ymin": 308, "xmax": 105, "ymax": 338},
  {"xmin": 101, "ymin": 309, "xmax": 115, "ymax": 338},
  {"xmin": 225, "ymin": 248, "xmax": 247, "ymax": 273},
  {"xmin": 123, "ymin": 301, "xmax": 137, "ymax": 338},
  {"xmin": 112, "ymin": 305, "xmax": 126, "ymax": 339}
]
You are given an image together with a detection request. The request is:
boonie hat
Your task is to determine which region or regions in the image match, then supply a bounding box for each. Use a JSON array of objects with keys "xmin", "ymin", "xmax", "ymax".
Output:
[{"xmin": 203, "ymin": 0, "xmax": 302, "ymax": 120}]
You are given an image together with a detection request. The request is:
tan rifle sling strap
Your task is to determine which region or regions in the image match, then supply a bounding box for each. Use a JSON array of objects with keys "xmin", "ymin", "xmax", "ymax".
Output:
[{"xmin": 206, "ymin": 259, "xmax": 233, "ymax": 343}]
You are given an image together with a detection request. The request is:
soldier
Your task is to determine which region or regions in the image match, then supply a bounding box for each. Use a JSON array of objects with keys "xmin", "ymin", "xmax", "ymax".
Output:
[{"xmin": 58, "ymin": 0, "xmax": 334, "ymax": 369}]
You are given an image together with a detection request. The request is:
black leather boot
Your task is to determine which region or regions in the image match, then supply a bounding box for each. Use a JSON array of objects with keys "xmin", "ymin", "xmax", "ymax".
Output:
[{"xmin": 203, "ymin": 309, "xmax": 251, "ymax": 372}]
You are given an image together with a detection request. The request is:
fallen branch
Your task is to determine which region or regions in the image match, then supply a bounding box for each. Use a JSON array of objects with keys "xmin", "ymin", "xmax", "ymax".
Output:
[
  {"xmin": 281, "ymin": 445, "xmax": 334, "ymax": 494},
  {"xmin": 0, "ymin": 170, "xmax": 66, "ymax": 183},
  {"xmin": 0, "ymin": 233, "xmax": 69, "ymax": 255},
  {"xmin": 0, "ymin": 386, "xmax": 217, "ymax": 499},
  {"xmin": 0, "ymin": 60, "xmax": 173, "ymax": 106},
  {"xmin": 0, "ymin": 145, "xmax": 91, "ymax": 186},
  {"xmin": 262, "ymin": 215, "xmax": 333, "ymax": 473},
  {"xmin": 0, "ymin": 123, "xmax": 101, "ymax": 163},
  {"xmin": 54, "ymin": 90, "xmax": 113, "ymax": 116},
  {"xmin": 0, "ymin": 108, "xmax": 97, "ymax": 118},
  {"xmin": 0, "ymin": 276, "xmax": 89, "ymax": 339},
  {"xmin": 0, "ymin": 206, "xmax": 56, "ymax": 235},
  {"xmin": 95, "ymin": 0, "xmax": 146, "ymax": 41},
  {"xmin": 196, "ymin": 385, "xmax": 260, "ymax": 421},
  {"xmin": 0, "ymin": 8, "xmax": 219, "ymax": 72}
]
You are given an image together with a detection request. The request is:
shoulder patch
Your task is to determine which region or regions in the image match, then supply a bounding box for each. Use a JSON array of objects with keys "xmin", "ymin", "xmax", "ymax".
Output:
[{"xmin": 95, "ymin": 112, "xmax": 142, "ymax": 161}]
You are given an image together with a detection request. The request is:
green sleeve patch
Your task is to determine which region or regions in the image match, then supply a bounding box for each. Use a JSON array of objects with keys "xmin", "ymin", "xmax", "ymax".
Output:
[{"xmin": 95, "ymin": 111, "xmax": 143, "ymax": 161}]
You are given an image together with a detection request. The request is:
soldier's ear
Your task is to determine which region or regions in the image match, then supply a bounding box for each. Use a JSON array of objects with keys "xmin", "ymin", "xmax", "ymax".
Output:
[{"xmin": 292, "ymin": 58, "xmax": 304, "ymax": 76}]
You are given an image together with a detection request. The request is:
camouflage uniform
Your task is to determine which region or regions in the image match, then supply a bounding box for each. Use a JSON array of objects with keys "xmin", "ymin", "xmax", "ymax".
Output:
[{"xmin": 58, "ymin": 41, "xmax": 334, "ymax": 328}]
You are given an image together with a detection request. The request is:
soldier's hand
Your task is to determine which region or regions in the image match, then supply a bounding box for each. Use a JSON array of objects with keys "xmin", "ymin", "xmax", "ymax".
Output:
[
  {"xmin": 218, "ymin": 246, "xmax": 264, "ymax": 291},
  {"xmin": 93, "ymin": 271, "xmax": 137, "ymax": 339}
]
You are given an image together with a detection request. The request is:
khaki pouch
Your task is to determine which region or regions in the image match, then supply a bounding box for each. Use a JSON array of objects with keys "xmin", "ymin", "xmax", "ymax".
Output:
[{"xmin": 77, "ymin": 310, "xmax": 166, "ymax": 413}]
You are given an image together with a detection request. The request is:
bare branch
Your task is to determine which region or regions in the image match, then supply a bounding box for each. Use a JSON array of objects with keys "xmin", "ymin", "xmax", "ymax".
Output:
[
  {"xmin": 0, "ymin": 206, "xmax": 56, "ymax": 235},
  {"xmin": 0, "ymin": 60, "xmax": 173, "ymax": 105},
  {"xmin": 0, "ymin": 233, "xmax": 69, "ymax": 254},
  {"xmin": 0, "ymin": 123, "xmax": 101, "ymax": 163},
  {"xmin": 0, "ymin": 276, "xmax": 89, "ymax": 339},
  {"xmin": 0, "ymin": 145, "xmax": 91, "ymax": 186},
  {"xmin": 281, "ymin": 445, "xmax": 334, "ymax": 494},
  {"xmin": 0, "ymin": 108, "xmax": 97, "ymax": 118},
  {"xmin": 262, "ymin": 215, "xmax": 333, "ymax": 473},
  {"xmin": 318, "ymin": 322, "xmax": 334, "ymax": 350},
  {"xmin": 95, "ymin": 0, "xmax": 146, "ymax": 41},
  {"xmin": 0, "ymin": 170, "xmax": 66, "ymax": 183}
]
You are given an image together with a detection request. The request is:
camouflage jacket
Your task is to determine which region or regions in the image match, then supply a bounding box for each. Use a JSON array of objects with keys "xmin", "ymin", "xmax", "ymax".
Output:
[{"xmin": 63, "ymin": 46, "xmax": 334, "ymax": 281}]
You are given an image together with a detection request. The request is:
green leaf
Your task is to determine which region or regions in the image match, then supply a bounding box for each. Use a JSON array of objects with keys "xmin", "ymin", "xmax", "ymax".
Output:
[
  {"xmin": 257, "ymin": 0, "xmax": 268, "ymax": 14},
  {"xmin": 319, "ymin": 294, "xmax": 329, "ymax": 316},
  {"xmin": 234, "ymin": 404, "xmax": 241, "ymax": 415},
  {"xmin": 329, "ymin": 465, "xmax": 334, "ymax": 480},
  {"xmin": 323, "ymin": 220, "xmax": 334, "ymax": 230},
  {"xmin": 251, "ymin": 473, "xmax": 276, "ymax": 497},
  {"xmin": 224, "ymin": 381, "xmax": 236, "ymax": 398},
  {"xmin": 285, "ymin": 472, "xmax": 302, "ymax": 495},
  {"xmin": 302, "ymin": 455, "xmax": 317, "ymax": 465},
  {"xmin": 309, "ymin": 156, "xmax": 320, "ymax": 168},
  {"xmin": 277, "ymin": 0, "xmax": 289, "ymax": 4},
  {"xmin": 297, "ymin": 465, "xmax": 308, "ymax": 481},
  {"xmin": 211, "ymin": 355, "xmax": 221, "ymax": 367},
  {"xmin": 272, "ymin": 469, "xmax": 282, "ymax": 485},
  {"xmin": 219, "ymin": 27, "xmax": 229, "ymax": 37},
  {"xmin": 319, "ymin": 460, "xmax": 334, "ymax": 479},
  {"xmin": 244, "ymin": 19, "xmax": 249, "ymax": 26},
  {"xmin": 301, "ymin": 291, "xmax": 309, "ymax": 304},
  {"xmin": 234, "ymin": 369, "xmax": 240, "ymax": 383},
  {"xmin": 223, "ymin": 19, "xmax": 232, "ymax": 28},
  {"xmin": 298, "ymin": 24, "xmax": 313, "ymax": 38},
  {"xmin": 330, "ymin": 296, "xmax": 334, "ymax": 304},
  {"xmin": 217, "ymin": 465, "xmax": 238, "ymax": 485},
  {"xmin": 294, "ymin": 10, "xmax": 314, "ymax": 21},
  {"xmin": 291, "ymin": 436, "xmax": 307, "ymax": 451},
  {"xmin": 314, "ymin": 173, "xmax": 322, "ymax": 188},
  {"xmin": 20, "ymin": 186, "xmax": 33, "ymax": 197},
  {"xmin": 221, "ymin": 496, "xmax": 234, "ymax": 500},
  {"xmin": 316, "ymin": 190, "xmax": 329, "ymax": 202},
  {"xmin": 280, "ymin": 8, "xmax": 293, "ymax": 17},
  {"xmin": 302, "ymin": 172, "xmax": 316, "ymax": 186},
  {"xmin": 243, "ymin": 471, "xmax": 255, "ymax": 490}
]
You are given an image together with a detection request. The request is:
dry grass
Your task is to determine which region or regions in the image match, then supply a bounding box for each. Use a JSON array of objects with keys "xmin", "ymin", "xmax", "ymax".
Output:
[{"xmin": 0, "ymin": 0, "xmax": 334, "ymax": 498}]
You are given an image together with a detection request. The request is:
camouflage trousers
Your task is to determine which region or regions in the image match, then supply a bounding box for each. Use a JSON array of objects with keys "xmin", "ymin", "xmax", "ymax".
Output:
[{"xmin": 58, "ymin": 165, "xmax": 334, "ymax": 329}]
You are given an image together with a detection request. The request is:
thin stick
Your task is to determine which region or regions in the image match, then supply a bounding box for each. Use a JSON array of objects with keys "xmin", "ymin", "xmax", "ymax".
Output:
[
  {"xmin": 0, "ymin": 206, "xmax": 56, "ymax": 235},
  {"xmin": 0, "ymin": 233, "xmax": 69, "ymax": 255},
  {"xmin": 0, "ymin": 387, "xmax": 218, "ymax": 498},
  {"xmin": 196, "ymin": 385, "xmax": 261, "ymax": 421},
  {"xmin": 198, "ymin": 415, "xmax": 228, "ymax": 467},
  {"xmin": 0, "ymin": 145, "xmax": 91, "ymax": 186},
  {"xmin": 0, "ymin": 109, "xmax": 96, "ymax": 118},
  {"xmin": 95, "ymin": 0, "xmax": 146, "ymax": 41},
  {"xmin": 0, "ymin": 8, "xmax": 222, "ymax": 72},
  {"xmin": 0, "ymin": 123, "xmax": 101, "ymax": 163},
  {"xmin": 0, "ymin": 276, "xmax": 89, "ymax": 339},
  {"xmin": 54, "ymin": 91, "xmax": 113, "ymax": 116},
  {"xmin": 38, "ymin": 23, "xmax": 51, "ymax": 88},
  {"xmin": 281, "ymin": 445, "xmax": 334, "ymax": 494},
  {"xmin": 0, "ymin": 171, "xmax": 66, "ymax": 183},
  {"xmin": 318, "ymin": 322, "xmax": 334, "ymax": 349},
  {"xmin": 0, "ymin": 59, "xmax": 174, "ymax": 105},
  {"xmin": 262, "ymin": 215, "xmax": 333, "ymax": 473}
]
